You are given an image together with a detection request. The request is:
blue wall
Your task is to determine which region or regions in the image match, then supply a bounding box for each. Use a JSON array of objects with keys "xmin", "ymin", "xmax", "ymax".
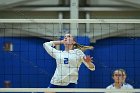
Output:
[
  {"xmin": 91, "ymin": 37, "xmax": 140, "ymax": 88},
  {"xmin": 0, "ymin": 37, "xmax": 140, "ymax": 88},
  {"xmin": 0, "ymin": 37, "xmax": 56, "ymax": 88}
]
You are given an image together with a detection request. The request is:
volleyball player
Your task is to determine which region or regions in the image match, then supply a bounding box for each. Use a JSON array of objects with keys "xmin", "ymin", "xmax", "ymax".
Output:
[
  {"xmin": 43, "ymin": 34, "xmax": 95, "ymax": 93},
  {"xmin": 106, "ymin": 69, "xmax": 133, "ymax": 93}
]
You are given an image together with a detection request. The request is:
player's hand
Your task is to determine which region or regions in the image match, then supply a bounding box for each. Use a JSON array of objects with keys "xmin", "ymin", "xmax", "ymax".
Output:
[
  {"xmin": 89, "ymin": 46, "xmax": 94, "ymax": 50},
  {"xmin": 60, "ymin": 40, "xmax": 64, "ymax": 44},
  {"xmin": 83, "ymin": 55, "xmax": 93, "ymax": 63}
]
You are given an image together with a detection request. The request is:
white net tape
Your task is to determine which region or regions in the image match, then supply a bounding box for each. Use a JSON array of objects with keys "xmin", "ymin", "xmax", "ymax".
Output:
[
  {"xmin": 0, "ymin": 19, "xmax": 140, "ymax": 23},
  {"xmin": 0, "ymin": 88, "xmax": 140, "ymax": 92}
]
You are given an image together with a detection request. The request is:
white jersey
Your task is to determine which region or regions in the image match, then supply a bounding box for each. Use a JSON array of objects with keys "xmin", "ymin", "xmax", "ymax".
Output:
[
  {"xmin": 106, "ymin": 83, "xmax": 134, "ymax": 93},
  {"xmin": 43, "ymin": 41, "xmax": 94, "ymax": 86}
]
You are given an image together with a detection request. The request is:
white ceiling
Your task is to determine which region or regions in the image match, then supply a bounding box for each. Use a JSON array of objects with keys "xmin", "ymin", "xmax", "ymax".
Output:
[{"xmin": 0, "ymin": 0, "xmax": 140, "ymax": 11}]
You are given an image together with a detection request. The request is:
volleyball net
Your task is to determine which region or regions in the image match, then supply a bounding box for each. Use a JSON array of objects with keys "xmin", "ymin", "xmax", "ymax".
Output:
[
  {"xmin": 0, "ymin": 19, "xmax": 140, "ymax": 39},
  {"xmin": 0, "ymin": 19, "xmax": 140, "ymax": 92}
]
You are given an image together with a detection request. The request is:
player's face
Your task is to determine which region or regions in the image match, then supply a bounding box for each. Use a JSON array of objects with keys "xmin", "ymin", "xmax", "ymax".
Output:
[
  {"xmin": 113, "ymin": 70, "xmax": 126, "ymax": 84},
  {"xmin": 63, "ymin": 34, "xmax": 75, "ymax": 45}
]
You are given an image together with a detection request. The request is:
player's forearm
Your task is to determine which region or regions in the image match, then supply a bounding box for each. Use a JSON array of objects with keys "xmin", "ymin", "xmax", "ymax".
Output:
[
  {"xmin": 87, "ymin": 62, "xmax": 95, "ymax": 71},
  {"xmin": 51, "ymin": 41, "xmax": 63, "ymax": 46}
]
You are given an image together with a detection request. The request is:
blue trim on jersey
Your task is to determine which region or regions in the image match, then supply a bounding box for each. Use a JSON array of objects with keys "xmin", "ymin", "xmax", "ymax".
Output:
[{"xmin": 48, "ymin": 83, "xmax": 76, "ymax": 88}]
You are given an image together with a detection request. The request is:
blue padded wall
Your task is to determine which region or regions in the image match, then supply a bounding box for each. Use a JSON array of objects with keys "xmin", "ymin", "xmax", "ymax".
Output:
[
  {"xmin": 91, "ymin": 37, "xmax": 140, "ymax": 88},
  {"xmin": 0, "ymin": 37, "xmax": 55, "ymax": 88}
]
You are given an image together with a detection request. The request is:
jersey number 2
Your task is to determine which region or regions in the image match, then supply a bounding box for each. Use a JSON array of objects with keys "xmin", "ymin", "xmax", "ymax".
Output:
[{"xmin": 64, "ymin": 58, "xmax": 69, "ymax": 64}]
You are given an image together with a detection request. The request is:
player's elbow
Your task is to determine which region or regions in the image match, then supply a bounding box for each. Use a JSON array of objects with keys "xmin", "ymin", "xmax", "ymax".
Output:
[
  {"xmin": 43, "ymin": 43, "xmax": 45, "ymax": 48},
  {"xmin": 43, "ymin": 42, "xmax": 49, "ymax": 48},
  {"xmin": 43, "ymin": 42, "xmax": 47, "ymax": 46}
]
